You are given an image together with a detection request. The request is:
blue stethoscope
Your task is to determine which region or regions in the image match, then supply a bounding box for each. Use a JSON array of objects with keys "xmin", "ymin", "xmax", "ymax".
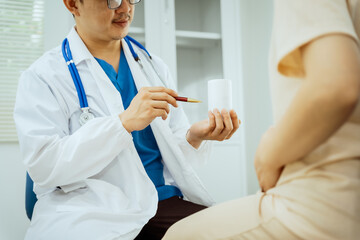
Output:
[{"xmin": 62, "ymin": 36, "xmax": 163, "ymax": 125}]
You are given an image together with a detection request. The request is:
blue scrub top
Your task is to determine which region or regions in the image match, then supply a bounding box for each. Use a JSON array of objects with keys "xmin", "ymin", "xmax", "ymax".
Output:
[{"xmin": 95, "ymin": 47, "xmax": 182, "ymax": 201}]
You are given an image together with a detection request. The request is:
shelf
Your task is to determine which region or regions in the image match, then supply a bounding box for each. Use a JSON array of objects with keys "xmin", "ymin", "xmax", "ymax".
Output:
[
  {"xmin": 176, "ymin": 30, "xmax": 221, "ymax": 48},
  {"xmin": 128, "ymin": 28, "xmax": 222, "ymax": 48},
  {"xmin": 175, "ymin": 0, "xmax": 221, "ymax": 34}
]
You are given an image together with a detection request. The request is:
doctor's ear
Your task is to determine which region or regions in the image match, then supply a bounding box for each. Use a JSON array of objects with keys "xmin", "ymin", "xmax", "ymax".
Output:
[{"xmin": 63, "ymin": 0, "xmax": 82, "ymax": 17}]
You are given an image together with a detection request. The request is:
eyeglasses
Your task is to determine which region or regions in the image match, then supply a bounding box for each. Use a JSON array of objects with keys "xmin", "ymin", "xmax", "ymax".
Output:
[{"xmin": 107, "ymin": 0, "xmax": 141, "ymax": 9}]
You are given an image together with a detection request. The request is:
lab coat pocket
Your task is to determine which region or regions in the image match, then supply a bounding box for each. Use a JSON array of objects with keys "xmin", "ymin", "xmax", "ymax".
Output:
[
  {"xmin": 56, "ymin": 179, "xmax": 130, "ymax": 213},
  {"xmin": 55, "ymin": 186, "xmax": 90, "ymax": 212}
]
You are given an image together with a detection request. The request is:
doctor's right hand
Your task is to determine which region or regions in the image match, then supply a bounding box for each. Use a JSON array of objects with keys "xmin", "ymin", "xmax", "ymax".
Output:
[{"xmin": 119, "ymin": 87, "xmax": 178, "ymax": 133}]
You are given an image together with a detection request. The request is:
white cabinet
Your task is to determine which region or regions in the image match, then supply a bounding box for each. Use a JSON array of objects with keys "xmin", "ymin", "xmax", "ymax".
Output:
[
  {"xmin": 131, "ymin": 0, "xmax": 247, "ymax": 203},
  {"xmin": 128, "ymin": 1, "xmax": 145, "ymax": 43},
  {"xmin": 175, "ymin": 0, "xmax": 223, "ymax": 125}
]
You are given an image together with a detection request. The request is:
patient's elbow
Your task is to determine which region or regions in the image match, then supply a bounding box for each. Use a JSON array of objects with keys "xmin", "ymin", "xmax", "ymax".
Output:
[{"xmin": 332, "ymin": 74, "xmax": 360, "ymax": 111}]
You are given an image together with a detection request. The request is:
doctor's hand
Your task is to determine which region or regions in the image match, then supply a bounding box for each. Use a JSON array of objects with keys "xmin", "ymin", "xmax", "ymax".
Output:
[
  {"xmin": 254, "ymin": 127, "xmax": 284, "ymax": 192},
  {"xmin": 186, "ymin": 109, "xmax": 241, "ymax": 149},
  {"xmin": 119, "ymin": 87, "xmax": 178, "ymax": 133}
]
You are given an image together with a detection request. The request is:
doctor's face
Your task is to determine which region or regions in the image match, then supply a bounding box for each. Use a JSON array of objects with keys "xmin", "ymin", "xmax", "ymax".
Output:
[{"xmin": 74, "ymin": 0, "xmax": 135, "ymax": 42}]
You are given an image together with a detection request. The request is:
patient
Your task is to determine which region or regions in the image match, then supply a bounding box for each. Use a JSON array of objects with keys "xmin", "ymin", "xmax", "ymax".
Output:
[{"xmin": 163, "ymin": 0, "xmax": 360, "ymax": 239}]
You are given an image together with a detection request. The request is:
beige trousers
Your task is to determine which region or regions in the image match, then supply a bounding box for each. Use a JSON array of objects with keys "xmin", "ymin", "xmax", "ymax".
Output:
[{"xmin": 162, "ymin": 193, "xmax": 301, "ymax": 240}]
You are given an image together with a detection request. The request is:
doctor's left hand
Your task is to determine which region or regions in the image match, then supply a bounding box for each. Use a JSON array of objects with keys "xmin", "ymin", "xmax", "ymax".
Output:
[{"xmin": 186, "ymin": 109, "xmax": 241, "ymax": 149}]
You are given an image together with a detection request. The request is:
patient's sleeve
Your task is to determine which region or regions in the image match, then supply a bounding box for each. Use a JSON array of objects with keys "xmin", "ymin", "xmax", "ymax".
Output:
[{"xmin": 273, "ymin": 0, "xmax": 359, "ymax": 78}]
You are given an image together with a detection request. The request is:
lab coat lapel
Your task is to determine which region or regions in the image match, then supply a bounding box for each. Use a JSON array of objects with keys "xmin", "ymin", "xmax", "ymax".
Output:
[
  {"xmin": 88, "ymin": 58, "xmax": 125, "ymax": 115},
  {"xmin": 66, "ymin": 27, "xmax": 91, "ymax": 65},
  {"xmin": 121, "ymin": 38, "xmax": 149, "ymax": 90},
  {"xmin": 122, "ymin": 39, "xmax": 171, "ymax": 126},
  {"xmin": 67, "ymin": 28, "xmax": 125, "ymax": 115}
]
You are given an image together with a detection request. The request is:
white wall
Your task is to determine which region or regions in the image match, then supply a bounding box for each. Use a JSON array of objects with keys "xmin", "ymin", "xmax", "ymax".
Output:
[
  {"xmin": 0, "ymin": 144, "xmax": 29, "ymax": 240},
  {"xmin": 0, "ymin": 2, "xmax": 73, "ymax": 240},
  {"xmin": 240, "ymin": 0, "xmax": 274, "ymax": 194},
  {"xmin": 44, "ymin": 0, "xmax": 74, "ymax": 51}
]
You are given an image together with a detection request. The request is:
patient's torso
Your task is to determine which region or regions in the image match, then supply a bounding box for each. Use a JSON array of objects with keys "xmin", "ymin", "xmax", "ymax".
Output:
[{"xmin": 268, "ymin": 0, "xmax": 360, "ymax": 238}]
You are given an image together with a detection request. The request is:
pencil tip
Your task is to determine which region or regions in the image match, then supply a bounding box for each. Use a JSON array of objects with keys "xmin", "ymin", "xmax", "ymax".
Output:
[{"xmin": 188, "ymin": 98, "xmax": 202, "ymax": 103}]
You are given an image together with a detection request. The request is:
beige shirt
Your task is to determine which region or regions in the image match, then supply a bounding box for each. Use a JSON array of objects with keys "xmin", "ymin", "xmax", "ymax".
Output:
[{"xmin": 268, "ymin": 0, "xmax": 360, "ymax": 239}]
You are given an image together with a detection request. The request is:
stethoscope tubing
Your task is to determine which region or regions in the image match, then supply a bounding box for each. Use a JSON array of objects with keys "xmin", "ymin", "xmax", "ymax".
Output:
[
  {"xmin": 62, "ymin": 38, "xmax": 88, "ymax": 109},
  {"xmin": 124, "ymin": 36, "xmax": 163, "ymax": 83},
  {"xmin": 124, "ymin": 35, "xmax": 152, "ymax": 60},
  {"xmin": 61, "ymin": 35, "xmax": 165, "ymax": 125}
]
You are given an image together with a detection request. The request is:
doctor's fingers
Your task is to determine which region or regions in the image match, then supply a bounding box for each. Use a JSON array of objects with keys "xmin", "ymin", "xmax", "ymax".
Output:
[
  {"xmin": 150, "ymin": 100, "xmax": 170, "ymax": 114},
  {"xmin": 208, "ymin": 111, "xmax": 216, "ymax": 130},
  {"xmin": 143, "ymin": 86, "xmax": 178, "ymax": 97},
  {"xmin": 150, "ymin": 92, "xmax": 178, "ymax": 108},
  {"xmin": 216, "ymin": 109, "xmax": 234, "ymax": 140},
  {"xmin": 225, "ymin": 110, "xmax": 240, "ymax": 140},
  {"xmin": 151, "ymin": 108, "xmax": 168, "ymax": 120},
  {"xmin": 210, "ymin": 109, "xmax": 225, "ymax": 137}
]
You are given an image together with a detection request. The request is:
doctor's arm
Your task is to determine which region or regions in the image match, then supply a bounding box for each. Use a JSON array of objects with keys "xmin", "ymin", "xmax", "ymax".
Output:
[
  {"xmin": 14, "ymin": 70, "xmax": 133, "ymax": 188},
  {"xmin": 255, "ymin": 34, "xmax": 360, "ymax": 191}
]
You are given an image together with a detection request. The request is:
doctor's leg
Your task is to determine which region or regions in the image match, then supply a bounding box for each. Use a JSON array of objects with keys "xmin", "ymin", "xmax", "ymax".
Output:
[
  {"xmin": 135, "ymin": 196, "xmax": 207, "ymax": 240},
  {"xmin": 162, "ymin": 193, "xmax": 301, "ymax": 240}
]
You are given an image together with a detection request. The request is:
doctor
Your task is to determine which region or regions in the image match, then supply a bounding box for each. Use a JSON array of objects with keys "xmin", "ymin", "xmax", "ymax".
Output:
[{"xmin": 14, "ymin": 0, "xmax": 240, "ymax": 239}]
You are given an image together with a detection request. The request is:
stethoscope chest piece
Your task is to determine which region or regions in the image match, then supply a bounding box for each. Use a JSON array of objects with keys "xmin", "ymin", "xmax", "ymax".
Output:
[{"xmin": 79, "ymin": 107, "xmax": 95, "ymax": 126}]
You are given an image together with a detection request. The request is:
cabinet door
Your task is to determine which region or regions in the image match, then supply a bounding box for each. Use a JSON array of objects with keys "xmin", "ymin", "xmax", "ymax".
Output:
[
  {"xmin": 175, "ymin": 0, "xmax": 223, "ymax": 124},
  {"xmin": 144, "ymin": 0, "xmax": 177, "ymax": 85},
  {"xmin": 129, "ymin": 0, "xmax": 145, "ymax": 43}
]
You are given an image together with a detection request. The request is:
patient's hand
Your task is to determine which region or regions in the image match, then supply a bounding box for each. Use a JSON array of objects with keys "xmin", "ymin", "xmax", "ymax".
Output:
[
  {"xmin": 186, "ymin": 109, "xmax": 241, "ymax": 149},
  {"xmin": 254, "ymin": 127, "xmax": 284, "ymax": 192}
]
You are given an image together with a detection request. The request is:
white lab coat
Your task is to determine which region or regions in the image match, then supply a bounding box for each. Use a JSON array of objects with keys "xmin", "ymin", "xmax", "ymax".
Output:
[{"xmin": 14, "ymin": 28, "xmax": 214, "ymax": 240}]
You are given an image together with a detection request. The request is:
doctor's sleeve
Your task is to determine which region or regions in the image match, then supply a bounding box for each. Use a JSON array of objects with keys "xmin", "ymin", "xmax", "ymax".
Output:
[{"xmin": 13, "ymin": 69, "xmax": 133, "ymax": 189}]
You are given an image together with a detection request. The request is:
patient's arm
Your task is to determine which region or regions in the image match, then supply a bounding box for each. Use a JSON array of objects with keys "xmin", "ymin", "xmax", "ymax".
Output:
[{"xmin": 255, "ymin": 34, "xmax": 360, "ymax": 191}]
